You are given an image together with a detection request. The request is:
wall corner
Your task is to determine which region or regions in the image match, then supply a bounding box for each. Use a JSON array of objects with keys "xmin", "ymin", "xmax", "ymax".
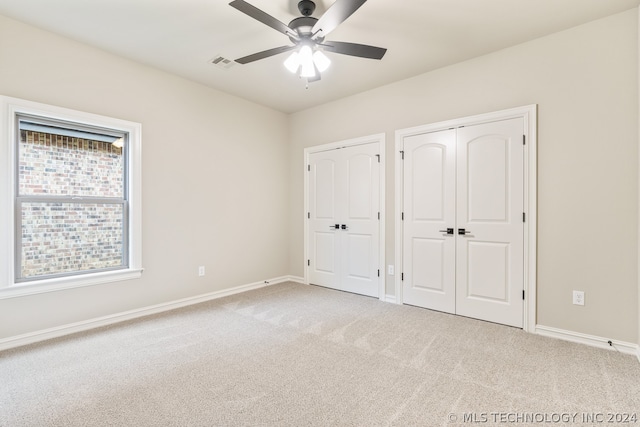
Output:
[{"xmin": 637, "ymin": 5, "xmax": 640, "ymax": 354}]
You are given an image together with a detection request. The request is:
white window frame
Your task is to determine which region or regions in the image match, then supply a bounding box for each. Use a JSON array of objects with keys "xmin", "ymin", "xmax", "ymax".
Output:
[{"xmin": 0, "ymin": 96, "xmax": 142, "ymax": 299}]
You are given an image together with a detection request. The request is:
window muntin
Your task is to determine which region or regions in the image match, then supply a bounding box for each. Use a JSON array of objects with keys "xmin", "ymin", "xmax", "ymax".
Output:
[{"xmin": 15, "ymin": 116, "xmax": 129, "ymax": 282}]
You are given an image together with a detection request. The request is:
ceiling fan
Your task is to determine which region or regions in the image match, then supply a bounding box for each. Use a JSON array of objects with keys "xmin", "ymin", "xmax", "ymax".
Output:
[{"xmin": 229, "ymin": 0, "xmax": 387, "ymax": 82}]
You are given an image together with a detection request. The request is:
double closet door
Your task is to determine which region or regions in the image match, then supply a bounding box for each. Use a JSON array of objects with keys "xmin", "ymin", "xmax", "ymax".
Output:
[
  {"xmin": 402, "ymin": 118, "xmax": 524, "ymax": 327},
  {"xmin": 308, "ymin": 143, "xmax": 380, "ymax": 297}
]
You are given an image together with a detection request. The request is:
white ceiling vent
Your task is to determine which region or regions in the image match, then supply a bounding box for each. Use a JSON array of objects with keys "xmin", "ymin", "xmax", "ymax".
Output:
[{"xmin": 210, "ymin": 55, "xmax": 236, "ymax": 70}]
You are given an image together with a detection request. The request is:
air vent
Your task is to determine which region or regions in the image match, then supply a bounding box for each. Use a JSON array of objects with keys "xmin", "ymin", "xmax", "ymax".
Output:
[{"xmin": 210, "ymin": 55, "xmax": 235, "ymax": 70}]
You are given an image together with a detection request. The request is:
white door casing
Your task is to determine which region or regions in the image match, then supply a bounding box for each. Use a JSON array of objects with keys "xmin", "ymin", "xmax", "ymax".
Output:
[
  {"xmin": 395, "ymin": 105, "xmax": 537, "ymax": 331},
  {"xmin": 305, "ymin": 135, "xmax": 385, "ymax": 299}
]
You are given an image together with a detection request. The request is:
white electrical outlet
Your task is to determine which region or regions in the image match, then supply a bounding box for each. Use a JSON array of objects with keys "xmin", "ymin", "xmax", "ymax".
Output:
[
  {"xmin": 572, "ymin": 290, "xmax": 584, "ymax": 306},
  {"xmin": 198, "ymin": 266, "xmax": 205, "ymax": 277},
  {"xmin": 388, "ymin": 265, "xmax": 394, "ymax": 275}
]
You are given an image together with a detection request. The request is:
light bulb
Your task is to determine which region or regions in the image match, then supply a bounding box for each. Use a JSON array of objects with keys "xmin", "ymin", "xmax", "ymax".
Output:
[
  {"xmin": 284, "ymin": 51, "xmax": 299, "ymax": 73},
  {"xmin": 313, "ymin": 50, "xmax": 331, "ymax": 72},
  {"xmin": 298, "ymin": 45, "xmax": 316, "ymax": 78}
]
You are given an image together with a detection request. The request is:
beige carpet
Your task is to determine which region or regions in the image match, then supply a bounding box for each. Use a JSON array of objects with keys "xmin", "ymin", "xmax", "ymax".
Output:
[{"xmin": 0, "ymin": 282, "xmax": 638, "ymax": 426}]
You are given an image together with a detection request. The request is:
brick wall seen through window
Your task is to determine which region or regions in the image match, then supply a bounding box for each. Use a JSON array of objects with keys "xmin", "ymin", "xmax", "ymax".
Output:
[{"xmin": 18, "ymin": 129, "xmax": 126, "ymax": 280}]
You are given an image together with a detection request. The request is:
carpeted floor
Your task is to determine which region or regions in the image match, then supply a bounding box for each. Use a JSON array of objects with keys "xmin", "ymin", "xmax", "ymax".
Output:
[{"xmin": 1, "ymin": 282, "xmax": 638, "ymax": 426}]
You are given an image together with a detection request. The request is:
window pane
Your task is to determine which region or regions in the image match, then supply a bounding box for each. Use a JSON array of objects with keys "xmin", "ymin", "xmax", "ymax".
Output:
[
  {"xmin": 18, "ymin": 128, "xmax": 124, "ymax": 198},
  {"xmin": 20, "ymin": 202, "xmax": 125, "ymax": 279}
]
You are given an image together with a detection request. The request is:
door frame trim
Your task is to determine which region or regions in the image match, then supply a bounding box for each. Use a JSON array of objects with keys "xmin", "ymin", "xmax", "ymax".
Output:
[
  {"xmin": 304, "ymin": 133, "xmax": 386, "ymax": 300},
  {"xmin": 394, "ymin": 105, "xmax": 537, "ymax": 332}
]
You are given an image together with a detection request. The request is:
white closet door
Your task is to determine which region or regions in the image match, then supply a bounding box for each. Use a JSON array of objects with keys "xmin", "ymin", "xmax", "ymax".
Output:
[
  {"xmin": 340, "ymin": 143, "xmax": 380, "ymax": 297},
  {"xmin": 402, "ymin": 129, "xmax": 456, "ymax": 313},
  {"xmin": 308, "ymin": 150, "xmax": 341, "ymax": 291},
  {"xmin": 308, "ymin": 143, "xmax": 380, "ymax": 297},
  {"xmin": 455, "ymin": 118, "xmax": 525, "ymax": 327}
]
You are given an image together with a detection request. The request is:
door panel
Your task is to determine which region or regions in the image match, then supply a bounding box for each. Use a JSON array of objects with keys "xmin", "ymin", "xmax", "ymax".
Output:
[
  {"xmin": 467, "ymin": 137, "xmax": 508, "ymax": 222},
  {"xmin": 347, "ymin": 153, "xmax": 374, "ymax": 219},
  {"xmin": 314, "ymin": 161, "xmax": 336, "ymax": 220},
  {"xmin": 345, "ymin": 234, "xmax": 372, "ymax": 279},
  {"xmin": 314, "ymin": 232, "xmax": 336, "ymax": 274},
  {"xmin": 456, "ymin": 118, "xmax": 524, "ymax": 327},
  {"xmin": 413, "ymin": 145, "xmax": 446, "ymax": 221},
  {"xmin": 411, "ymin": 238, "xmax": 445, "ymax": 292},
  {"xmin": 466, "ymin": 241, "xmax": 509, "ymax": 302},
  {"xmin": 402, "ymin": 130, "xmax": 456, "ymax": 313}
]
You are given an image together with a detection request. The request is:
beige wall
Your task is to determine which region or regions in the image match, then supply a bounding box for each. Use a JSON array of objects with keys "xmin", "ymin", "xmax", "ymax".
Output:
[
  {"xmin": 289, "ymin": 10, "xmax": 639, "ymax": 343},
  {"xmin": 1, "ymin": 10, "xmax": 638, "ymax": 346},
  {"xmin": 0, "ymin": 15, "xmax": 290, "ymax": 338}
]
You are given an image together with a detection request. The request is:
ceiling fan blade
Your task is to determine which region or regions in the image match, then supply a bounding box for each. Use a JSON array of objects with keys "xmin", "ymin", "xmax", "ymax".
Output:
[
  {"xmin": 229, "ymin": 0, "xmax": 296, "ymax": 38},
  {"xmin": 311, "ymin": 0, "xmax": 367, "ymax": 38},
  {"xmin": 320, "ymin": 41, "xmax": 386, "ymax": 60},
  {"xmin": 235, "ymin": 45, "xmax": 296, "ymax": 64}
]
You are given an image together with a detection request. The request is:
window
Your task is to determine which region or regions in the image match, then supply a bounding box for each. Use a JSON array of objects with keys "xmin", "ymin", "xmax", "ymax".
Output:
[{"xmin": 1, "ymin": 96, "xmax": 142, "ymax": 298}]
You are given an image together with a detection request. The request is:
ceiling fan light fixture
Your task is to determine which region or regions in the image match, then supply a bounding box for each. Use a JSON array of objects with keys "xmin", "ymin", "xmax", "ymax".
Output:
[
  {"xmin": 284, "ymin": 51, "xmax": 300, "ymax": 73},
  {"xmin": 298, "ymin": 45, "xmax": 316, "ymax": 77},
  {"xmin": 284, "ymin": 44, "xmax": 330, "ymax": 78},
  {"xmin": 312, "ymin": 50, "xmax": 330, "ymax": 72},
  {"xmin": 300, "ymin": 60, "xmax": 316, "ymax": 78}
]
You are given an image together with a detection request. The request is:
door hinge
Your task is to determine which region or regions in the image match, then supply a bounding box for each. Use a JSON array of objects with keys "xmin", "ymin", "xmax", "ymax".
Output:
[
  {"xmin": 522, "ymin": 290, "xmax": 525, "ymax": 300},
  {"xmin": 401, "ymin": 212, "xmax": 404, "ymax": 221},
  {"xmin": 307, "ymin": 259, "xmax": 310, "ymax": 266},
  {"xmin": 400, "ymin": 150, "xmax": 404, "ymax": 160},
  {"xmin": 523, "ymin": 135, "xmax": 526, "ymax": 145},
  {"xmin": 523, "ymin": 212, "xmax": 525, "ymax": 223},
  {"xmin": 378, "ymin": 212, "xmax": 380, "ymax": 220},
  {"xmin": 307, "ymin": 164, "xmax": 310, "ymax": 171},
  {"xmin": 401, "ymin": 273, "xmax": 404, "ymax": 281},
  {"xmin": 375, "ymin": 154, "xmax": 380, "ymax": 163},
  {"xmin": 308, "ymin": 212, "xmax": 310, "ymax": 219},
  {"xmin": 377, "ymin": 269, "xmax": 380, "ymax": 277}
]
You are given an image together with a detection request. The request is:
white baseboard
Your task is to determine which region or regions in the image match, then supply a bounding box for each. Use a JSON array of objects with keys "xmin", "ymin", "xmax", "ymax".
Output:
[
  {"xmin": 285, "ymin": 275, "xmax": 305, "ymax": 284},
  {"xmin": 536, "ymin": 325, "xmax": 639, "ymax": 357},
  {"xmin": 384, "ymin": 294, "xmax": 397, "ymax": 304},
  {"xmin": 0, "ymin": 275, "xmax": 302, "ymax": 352}
]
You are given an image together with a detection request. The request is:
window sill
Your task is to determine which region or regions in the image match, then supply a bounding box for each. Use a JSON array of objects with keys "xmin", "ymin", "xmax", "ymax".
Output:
[{"xmin": 0, "ymin": 268, "xmax": 143, "ymax": 300}]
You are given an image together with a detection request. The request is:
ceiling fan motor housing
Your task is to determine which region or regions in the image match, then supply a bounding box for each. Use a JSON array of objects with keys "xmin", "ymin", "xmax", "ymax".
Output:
[
  {"xmin": 298, "ymin": 0, "xmax": 316, "ymax": 16},
  {"xmin": 288, "ymin": 16, "xmax": 322, "ymax": 43}
]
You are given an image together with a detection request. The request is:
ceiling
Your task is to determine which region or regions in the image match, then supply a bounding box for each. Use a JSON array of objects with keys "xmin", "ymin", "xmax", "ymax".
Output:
[{"xmin": 0, "ymin": 0, "xmax": 638, "ymax": 113}]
